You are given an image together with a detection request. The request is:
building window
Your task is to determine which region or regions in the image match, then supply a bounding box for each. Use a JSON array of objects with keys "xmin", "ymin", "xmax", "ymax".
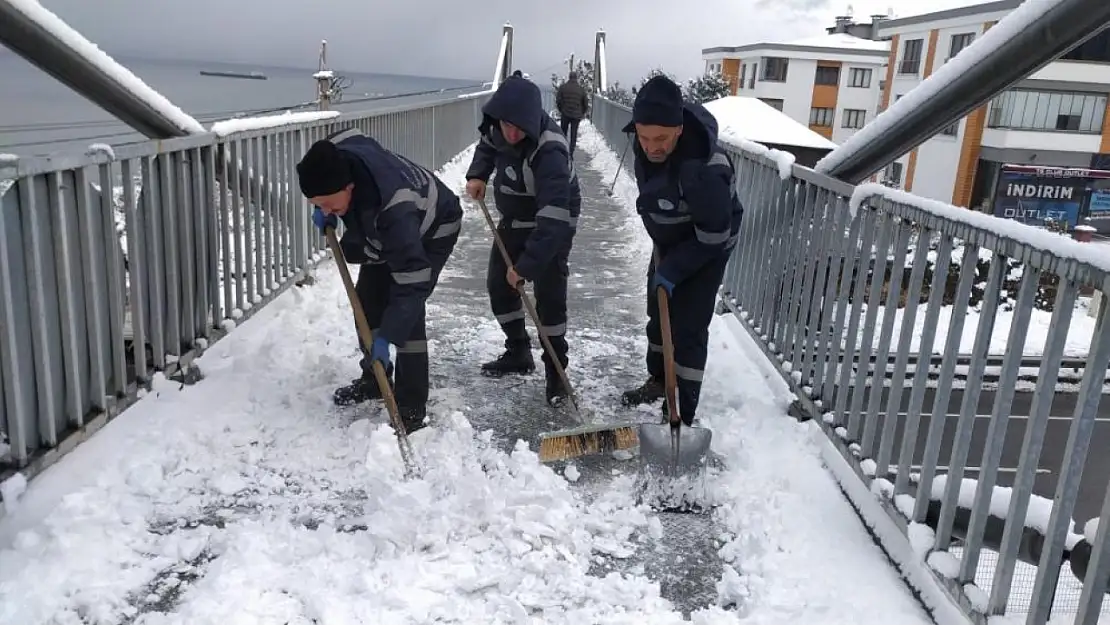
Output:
[
  {"xmin": 842, "ymin": 109, "xmax": 866, "ymax": 128},
  {"xmin": 815, "ymin": 66, "xmax": 840, "ymax": 86},
  {"xmin": 761, "ymin": 57, "xmax": 788, "ymax": 82},
  {"xmin": 885, "ymin": 162, "xmax": 903, "ymax": 185},
  {"xmin": 940, "ymin": 120, "xmax": 960, "ymax": 136},
  {"xmin": 739, "ymin": 64, "xmax": 746, "ymax": 90},
  {"xmin": 899, "ymin": 39, "xmax": 923, "ymax": 74},
  {"xmin": 949, "ymin": 33, "xmax": 975, "ymax": 61},
  {"xmin": 810, "ymin": 107, "xmax": 834, "ymax": 127},
  {"xmin": 760, "ymin": 98, "xmax": 784, "ymax": 111},
  {"xmin": 849, "ymin": 68, "xmax": 872, "ymax": 88},
  {"xmin": 749, "ymin": 63, "xmax": 757, "ymax": 88},
  {"xmin": 987, "ymin": 89, "xmax": 1107, "ymax": 133},
  {"xmin": 1063, "ymin": 29, "xmax": 1110, "ymax": 63}
]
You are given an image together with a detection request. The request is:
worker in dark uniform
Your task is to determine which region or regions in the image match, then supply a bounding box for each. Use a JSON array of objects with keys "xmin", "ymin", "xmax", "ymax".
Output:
[
  {"xmin": 463, "ymin": 76, "xmax": 582, "ymax": 406},
  {"xmin": 296, "ymin": 128, "xmax": 463, "ymax": 432},
  {"xmin": 618, "ymin": 75, "xmax": 743, "ymax": 426}
]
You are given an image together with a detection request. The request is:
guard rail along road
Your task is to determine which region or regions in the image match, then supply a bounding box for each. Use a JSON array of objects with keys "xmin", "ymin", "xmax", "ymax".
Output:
[
  {"xmin": 591, "ymin": 92, "xmax": 1110, "ymax": 625},
  {"xmin": 0, "ymin": 92, "xmax": 490, "ymax": 479}
]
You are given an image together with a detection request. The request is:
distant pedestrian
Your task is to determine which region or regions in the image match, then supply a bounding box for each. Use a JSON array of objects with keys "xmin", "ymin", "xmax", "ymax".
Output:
[{"xmin": 555, "ymin": 72, "xmax": 589, "ymax": 156}]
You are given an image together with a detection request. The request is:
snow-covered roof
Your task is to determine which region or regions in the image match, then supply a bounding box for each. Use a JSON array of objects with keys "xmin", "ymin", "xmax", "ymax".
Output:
[
  {"xmin": 702, "ymin": 96, "xmax": 838, "ymax": 151},
  {"xmin": 703, "ymin": 32, "xmax": 889, "ymax": 57},
  {"xmin": 784, "ymin": 33, "xmax": 891, "ymax": 53}
]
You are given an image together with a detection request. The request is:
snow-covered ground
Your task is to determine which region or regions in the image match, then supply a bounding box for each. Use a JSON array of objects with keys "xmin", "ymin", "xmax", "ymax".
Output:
[{"xmin": 0, "ymin": 124, "xmax": 934, "ymax": 624}]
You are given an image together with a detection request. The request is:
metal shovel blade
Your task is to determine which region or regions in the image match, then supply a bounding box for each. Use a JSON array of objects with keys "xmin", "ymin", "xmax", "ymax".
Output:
[{"xmin": 637, "ymin": 422, "xmax": 712, "ymax": 472}]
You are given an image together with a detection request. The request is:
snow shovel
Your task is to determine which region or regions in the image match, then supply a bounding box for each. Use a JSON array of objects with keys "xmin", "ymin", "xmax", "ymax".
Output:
[
  {"xmin": 637, "ymin": 281, "xmax": 713, "ymax": 475},
  {"xmin": 473, "ymin": 198, "xmax": 638, "ymax": 463},
  {"xmin": 325, "ymin": 226, "xmax": 420, "ymax": 479}
]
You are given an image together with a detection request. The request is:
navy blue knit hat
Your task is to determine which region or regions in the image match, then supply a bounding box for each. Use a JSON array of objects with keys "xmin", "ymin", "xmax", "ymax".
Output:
[
  {"xmin": 296, "ymin": 139, "xmax": 351, "ymax": 198},
  {"xmin": 622, "ymin": 75, "xmax": 684, "ymax": 132}
]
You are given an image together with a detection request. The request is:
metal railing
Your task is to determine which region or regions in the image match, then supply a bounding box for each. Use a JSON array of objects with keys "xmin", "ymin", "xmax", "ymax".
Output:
[
  {"xmin": 0, "ymin": 92, "xmax": 489, "ymax": 479},
  {"xmin": 591, "ymin": 93, "xmax": 1110, "ymax": 625}
]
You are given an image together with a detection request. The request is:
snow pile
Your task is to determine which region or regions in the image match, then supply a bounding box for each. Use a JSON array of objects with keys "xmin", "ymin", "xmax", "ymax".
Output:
[
  {"xmin": 210, "ymin": 110, "xmax": 341, "ymax": 137},
  {"xmin": 85, "ymin": 143, "xmax": 116, "ymax": 160},
  {"xmin": 6, "ymin": 0, "xmax": 204, "ymax": 135},
  {"xmin": 722, "ymin": 137, "xmax": 796, "ymax": 181},
  {"xmin": 703, "ymin": 96, "xmax": 837, "ymax": 151},
  {"xmin": 816, "ymin": 0, "xmax": 1068, "ymax": 175},
  {"xmin": 849, "ymin": 183, "xmax": 1110, "ymax": 275}
]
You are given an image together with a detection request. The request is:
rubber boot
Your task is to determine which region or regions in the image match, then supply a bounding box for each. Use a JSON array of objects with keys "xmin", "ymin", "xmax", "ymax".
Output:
[
  {"xmin": 334, "ymin": 373, "xmax": 394, "ymax": 407},
  {"xmin": 620, "ymin": 376, "xmax": 665, "ymax": 407},
  {"xmin": 481, "ymin": 343, "xmax": 535, "ymax": 377},
  {"xmin": 397, "ymin": 405, "xmax": 428, "ymax": 433},
  {"xmin": 545, "ymin": 369, "xmax": 570, "ymax": 407}
]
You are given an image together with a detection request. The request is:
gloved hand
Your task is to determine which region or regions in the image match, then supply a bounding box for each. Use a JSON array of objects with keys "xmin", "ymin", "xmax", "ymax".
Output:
[
  {"xmin": 369, "ymin": 336, "xmax": 391, "ymax": 368},
  {"xmin": 652, "ymin": 272, "xmax": 675, "ymax": 297},
  {"xmin": 312, "ymin": 206, "xmax": 338, "ymax": 233}
]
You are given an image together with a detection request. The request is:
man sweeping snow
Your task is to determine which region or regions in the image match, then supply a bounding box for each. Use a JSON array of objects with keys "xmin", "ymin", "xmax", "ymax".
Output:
[
  {"xmin": 296, "ymin": 129, "xmax": 463, "ymax": 433},
  {"xmin": 619, "ymin": 75, "xmax": 744, "ymax": 427}
]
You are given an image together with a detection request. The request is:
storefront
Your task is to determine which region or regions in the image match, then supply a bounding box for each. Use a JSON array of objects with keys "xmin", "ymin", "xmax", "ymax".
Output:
[{"xmin": 991, "ymin": 163, "xmax": 1110, "ymax": 230}]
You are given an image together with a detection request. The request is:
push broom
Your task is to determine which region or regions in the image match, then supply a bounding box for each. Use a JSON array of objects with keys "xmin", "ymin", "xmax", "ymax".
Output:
[{"xmin": 473, "ymin": 198, "xmax": 638, "ymax": 463}]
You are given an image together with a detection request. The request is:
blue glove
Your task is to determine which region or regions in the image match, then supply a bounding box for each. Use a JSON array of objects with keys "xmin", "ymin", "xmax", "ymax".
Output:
[
  {"xmin": 369, "ymin": 336, "xmax": 391, "ymax": 368},
  {"xmin": 652, "ymin": 272, "xmax": 675, "ymax": 297},
  {"xmin": 312, "ymin": 206, "xmax": 338, "ymax": 233}
]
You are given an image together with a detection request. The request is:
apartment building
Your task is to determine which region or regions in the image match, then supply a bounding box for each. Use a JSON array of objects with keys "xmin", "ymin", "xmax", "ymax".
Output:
[
  {"xmin": 701, "ymin": 26, "xmax": 888, "ymax": 144},
  {"xmin": 876, "ymin": 0, "xmax": 1110, "ymax": 229}
]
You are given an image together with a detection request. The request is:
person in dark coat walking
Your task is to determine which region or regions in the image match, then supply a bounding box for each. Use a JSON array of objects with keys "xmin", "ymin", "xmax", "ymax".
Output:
[
  {"xmin": 555, "ymin": 72, "xmax": 589, "ymax": 156},
  {"xmin": 464, "ymin": 76, "xmax": 582, "ymax": 406},
  {"xmin": 619, "ymin": 75, "xmax": 743, "ymax": 426},
  {"xmin": 296, "ymin": 128, "xmax": 463, "ymax": 433}
]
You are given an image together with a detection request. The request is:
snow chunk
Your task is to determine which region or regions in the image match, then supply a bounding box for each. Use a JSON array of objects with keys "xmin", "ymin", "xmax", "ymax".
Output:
[
  {"xmin": 926, "ymin": 550, "xmax": 960, "ymax": 578},
  {"xmin": 704, "ymin": 96, "xmax": 837, "ymax": 151},
  {"xmin": 85, "ymin": 143, "xmax": 115, "ymax": 160},
  {"xmin": 818, "ymin": 0, "xmax": 1070, "ymax": 176},
  {"xmin": 849, "ymin": 183, "xmax": 1110, "ymax": 273},
  {"xmin": 1084, "ymin": 517, "xmax": 1100, "ymax": 543},
  {"xmin": 210, "ymin": 110, "xmax": 341, "ymax": 137},
  {"xmin": 963, "ymin": 582, "xmax": 988, "ymax": 612},
  {"xmin": 5, "ymin": 0, "xmax": 203, "ymax": 135},
  {"xmin": 312, "ymin": 70, "xmax": 334, "ymax": 79},
  {"xmin": 1, "ymin": 472, "xmax": 28, "ymax": 514},
  {"xmin": 563, "ymin": 463, "xmax": 580, "ymax": 483},
  {"xmin": 0, "ymin": 153, "xmax": 18, "ymax": 165}
]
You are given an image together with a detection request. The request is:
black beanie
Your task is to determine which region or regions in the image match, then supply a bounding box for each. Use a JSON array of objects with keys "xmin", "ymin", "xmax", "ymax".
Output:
[
  {"xmin": 630, "ymin": 75, "xmax": 684, "ymax": 127},
  {"xmin": 296, "ymin": 139, "xmax": 352, "ymax": 198}
]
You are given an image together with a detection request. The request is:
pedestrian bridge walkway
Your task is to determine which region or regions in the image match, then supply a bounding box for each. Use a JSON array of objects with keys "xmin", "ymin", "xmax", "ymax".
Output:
[
  {"xmin": 5, "ymin": 10, "xmax": 1110, "ymax": 625},
  {"xmin": 0, "ymin": 122, "xmax": 929, "ymax": 624}
]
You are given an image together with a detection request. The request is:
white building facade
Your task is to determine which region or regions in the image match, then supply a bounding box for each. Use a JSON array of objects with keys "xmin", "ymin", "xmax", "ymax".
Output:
[
  {"xmin": 701, "ymin": 33, "xmax": 888, "ymax": 144},
  {"xmin": 875, "ymin": 0, "xmax": 1110, "ymax": 217}
]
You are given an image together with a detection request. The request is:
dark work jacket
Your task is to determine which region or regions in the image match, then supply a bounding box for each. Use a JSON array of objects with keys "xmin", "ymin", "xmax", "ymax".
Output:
[
  {"xmin": 556, "ymin": 79, "xmax": 589, "ymax": 120},
  {"xmin": 465, "ymin": 77, "xmax": 581, "ymax": 279},
  {"xmin": 625, "ymin": 103, "xmax": 743, "ymax": 286},
  {"xmin": 328, "ymin": 128, "xmax": 463, "ymax": 345}
]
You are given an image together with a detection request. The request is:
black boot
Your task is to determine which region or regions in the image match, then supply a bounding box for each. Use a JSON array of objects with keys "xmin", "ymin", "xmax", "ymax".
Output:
[
  {"xmin": 397, "ymin": 405, "xmax": 428, "ymax": 433},
  {"xmin": 621, "ymin": 376, "xmax": 665, "ymax": 407},
  {"xmin": 545, "ymin": 369, "xmax": 570, "ymax": 407},
  {"xmin": 481, "ymin": 343, "xmax": 535, "ymax": 377},
  {"xmin": 334, "ymin": 374, "xmax": 394, "ymax": 407}
]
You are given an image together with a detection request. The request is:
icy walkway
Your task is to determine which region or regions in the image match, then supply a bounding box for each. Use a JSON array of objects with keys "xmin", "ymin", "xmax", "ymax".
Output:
[{"xmin": 0, "ymin": 123, "xmax": 933, "ymax": 625}]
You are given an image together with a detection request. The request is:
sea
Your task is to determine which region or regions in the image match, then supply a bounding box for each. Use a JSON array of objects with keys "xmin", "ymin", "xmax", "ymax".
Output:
[{"xmin": 0, "ymin": 51, "xmax": 484, "ymax": 157}]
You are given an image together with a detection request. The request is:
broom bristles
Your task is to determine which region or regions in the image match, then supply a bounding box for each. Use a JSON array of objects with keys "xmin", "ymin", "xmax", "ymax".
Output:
[{"xmin": 537, "ymin": 425, "xmax": 639, "ymax": 463}]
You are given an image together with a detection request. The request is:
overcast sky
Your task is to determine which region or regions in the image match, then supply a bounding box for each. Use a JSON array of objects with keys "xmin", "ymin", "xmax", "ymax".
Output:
[{"xmin": 41, "ymin": 0, "xmax": 982, "ymax": 85}]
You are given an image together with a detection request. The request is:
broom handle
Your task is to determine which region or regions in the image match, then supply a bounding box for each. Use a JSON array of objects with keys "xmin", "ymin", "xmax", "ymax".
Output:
[
  {"xmin": 653, "ymin": 249, "xmax": 681, "ymax": 427},
  {"xmin": 476, "ymin": 197, "xmax": 580, "ymax": 415},
  {"xmin": 325, "ymin": 227, "xmax": 412, "ymax": 444}
]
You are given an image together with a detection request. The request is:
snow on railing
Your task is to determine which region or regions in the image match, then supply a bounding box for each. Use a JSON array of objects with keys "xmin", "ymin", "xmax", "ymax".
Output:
[
  {"xmin": 7, "ymin": 0, "xmax": 204, "ymax": 135},
  {"xmin": 209, "ymin": 111, "xmax": 341, "ymax": 137}
]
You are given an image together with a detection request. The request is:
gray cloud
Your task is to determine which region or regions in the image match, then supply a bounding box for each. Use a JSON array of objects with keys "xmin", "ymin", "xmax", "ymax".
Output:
[{"xmin": 39, "ymin": 0, "xmax": 968, "ymax": 85}]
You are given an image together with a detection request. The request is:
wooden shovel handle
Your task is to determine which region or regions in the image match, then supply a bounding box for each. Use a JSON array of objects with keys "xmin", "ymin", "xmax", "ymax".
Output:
[{"xmin": 653, "ymin": 249, "xmax": 681, "ymax": 427}]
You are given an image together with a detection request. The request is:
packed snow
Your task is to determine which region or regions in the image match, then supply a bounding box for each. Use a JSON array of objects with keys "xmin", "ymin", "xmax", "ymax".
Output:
[
  {"xmin": 703, "ymin": 97, "xmax": 837, "ymax": 151},
  {"xmin": 210, "ymin": 111, "xmax": 341, "ymax": 137},
  {"xmin": 0, "ymin": 125, "xmax": 935, "ymax": 625},
  {"xmin": 816, "ymin": 0, "xmax": 1071, "ymax": 177},
  {"xmin": 6, "ymin": 0, "xmax": 204, "ymax": 136}
]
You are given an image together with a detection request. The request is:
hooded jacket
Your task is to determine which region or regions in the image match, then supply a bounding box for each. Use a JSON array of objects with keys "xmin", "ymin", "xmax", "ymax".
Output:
[
  {"xmin": 625, "ymin": 102, "xmax": 743, "ymax": 286},
  {"xmin": 465, "ymin": 77, "xmax": 582, "ymax": 279},
  {"xmin": 328, "ymin": 128, "xmax": 463, "ymax": 345}
]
